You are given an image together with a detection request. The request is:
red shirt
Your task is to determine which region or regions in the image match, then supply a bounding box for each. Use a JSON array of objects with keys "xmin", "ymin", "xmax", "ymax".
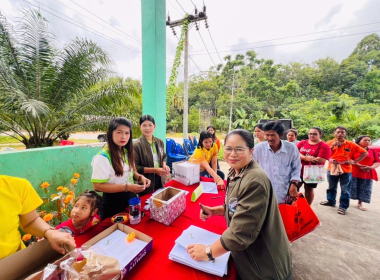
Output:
[
  {"xmin": 297, "ymin": 140, "xmax": 331, "ymax": 177},
  {"xmin": 56, "ymin": 214, "xmax": 101, "ymax": 237},
  {"xmin": 352, "ymin": 149, "xmax": 379, "ymax": 181}
]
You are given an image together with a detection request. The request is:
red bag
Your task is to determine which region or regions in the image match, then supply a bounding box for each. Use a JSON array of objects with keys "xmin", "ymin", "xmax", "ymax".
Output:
[{"xmin": 278, "ymin": 193, "xmax": 321, "ymax": 242}]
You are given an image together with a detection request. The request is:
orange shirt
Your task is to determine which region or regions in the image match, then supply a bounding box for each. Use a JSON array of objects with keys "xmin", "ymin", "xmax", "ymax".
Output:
[
  {"xmin": 326, "ymin": 139, "xmax": 367, "ymax": 173},
  {"xmin": 215, "ymin": 138, "xmax": 221, "ymax": 151}
]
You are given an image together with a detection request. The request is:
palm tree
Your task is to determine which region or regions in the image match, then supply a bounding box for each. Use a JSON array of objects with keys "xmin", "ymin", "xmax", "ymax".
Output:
[{"xmin": 0, "ymin": 9, "xmax": 138, "ymax": 148}]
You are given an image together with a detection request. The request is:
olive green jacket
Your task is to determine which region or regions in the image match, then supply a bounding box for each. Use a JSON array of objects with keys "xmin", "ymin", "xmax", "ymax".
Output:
[
  {"xmin": 133, "ymin": 135, "xmax": 167, "ymax": 193},
  {"xmin": 220, "ymin": 160, "xmax": 292, "ymax": 280}
]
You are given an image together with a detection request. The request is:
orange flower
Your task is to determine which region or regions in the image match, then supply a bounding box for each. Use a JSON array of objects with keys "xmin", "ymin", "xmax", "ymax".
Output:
[
  {"xmin": 64, "ymin": 195, "xmax": 73, "ymax": 204},
  {"xmin": 39, "ymin": 211, "xmax": 45, "ymax": 217},
  {"xmin": 57, "ymin": 186, "xmax": 63, "ymax": 191},
  {"xmin": 68, "ymin": 191, "xmax": 74, "ymax": 196},
  {"xmin": 71, "ymin": 179, "xmax": 78, "ymax": 184},
  {"xmin": 41, "ymin": 182, "xmax": 50, "ymax": 189},
  {"xmin": 22, "ymin": 234, "xmax": 32, "ymax": 241},
  {"xmin": 73, "ymin": 173, "xmax": 80, "ymax": 179},
  {"xmin": 61, "ymin": 187, "xmax": 69, "ymax": 194},
  {"xmin": 43, "ymin": 213, "xmax": 54, "ymax": 222}
]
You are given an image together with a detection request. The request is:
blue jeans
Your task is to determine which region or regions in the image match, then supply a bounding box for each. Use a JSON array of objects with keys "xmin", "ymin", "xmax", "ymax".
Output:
[
  {"xmin": 326, "ymin": 171, "xmax": 352, "ymax": 210},
  {"xmin": 200, "ymin": 169, "xmax": 225, "ymax": 180}
]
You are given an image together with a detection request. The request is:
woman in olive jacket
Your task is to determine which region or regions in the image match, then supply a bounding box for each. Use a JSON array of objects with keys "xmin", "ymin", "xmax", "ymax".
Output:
[
  {"xmin": 133, "ymin": 115, "xmax": 170, "ymax": 195},
  {"xmin": 187, "ymin": 129, "xmax": 292, "ymax": 280}
]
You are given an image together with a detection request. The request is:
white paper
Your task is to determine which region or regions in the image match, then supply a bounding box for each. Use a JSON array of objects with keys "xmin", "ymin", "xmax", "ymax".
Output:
[
  {"xmin": 169, "ymin": 226, "xmax": 230, "ymax": 277},
  {"xmin": 200, "ymin": 182, "xmax": 218, "ymax": 194},
  {"xmin": 91, "ymin": 230, "xmax": 148, "ymax": 268},
  {"xmin": 175, "ymin": 225, "xmax": 221, "ymax": 249},
  {"xmin": 169, "ymin": 244, "xmax": 229, "ymax": 277}
]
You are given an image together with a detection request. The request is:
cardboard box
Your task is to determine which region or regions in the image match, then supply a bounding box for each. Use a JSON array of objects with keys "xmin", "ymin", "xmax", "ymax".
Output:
[
  {"xmin": 172, "ymin": 161, "xmax": 200, "ymax": 185},
  {"xmin": 82, "ymin": 224, "xmax": 153, "ymax": 278},
  {"xmin": 150, "ymin": 187, "xmax": 186, "ymax": 226},
  {"xmin": 0, "ymin": 224, "xmax": 152, "ymax": 280},
  {"xmin": 0, "ymin": 239, "xmax": 69, "ymax": 280}
]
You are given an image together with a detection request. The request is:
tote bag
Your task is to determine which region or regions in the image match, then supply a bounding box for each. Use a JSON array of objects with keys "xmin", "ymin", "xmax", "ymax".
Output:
[{"xmin": 278, "ymin": 193, "xmax": 321, "ymax": 242}]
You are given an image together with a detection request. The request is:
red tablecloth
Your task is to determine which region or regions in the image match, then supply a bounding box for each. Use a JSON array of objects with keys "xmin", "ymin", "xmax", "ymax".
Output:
[{"xmin": 75, "ymin": 179, "xmax": 237, "ymax": 280}]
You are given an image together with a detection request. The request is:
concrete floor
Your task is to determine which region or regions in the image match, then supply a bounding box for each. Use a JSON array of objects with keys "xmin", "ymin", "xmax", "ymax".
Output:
[{"xmin": 218, "ymin": 161, "xmax": 380, "ymax": 280}]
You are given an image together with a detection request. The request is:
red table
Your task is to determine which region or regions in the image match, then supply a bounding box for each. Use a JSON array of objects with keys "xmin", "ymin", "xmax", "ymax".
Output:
[{"xmin": 75, "ymin": 179, "xmax": 237, "ymax": 280}]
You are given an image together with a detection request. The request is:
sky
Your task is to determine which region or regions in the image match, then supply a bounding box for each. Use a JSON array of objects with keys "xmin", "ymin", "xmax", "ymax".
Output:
[{"xmin": 1, "ymin": 0, "xmax": 379, "ymax": 81}]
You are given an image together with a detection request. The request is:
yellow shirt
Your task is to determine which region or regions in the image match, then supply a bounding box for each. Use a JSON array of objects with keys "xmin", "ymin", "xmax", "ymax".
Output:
[
  {"xmin": 189, "ymin": 143, "xmax": 219, "ymax": 172},
  {"xmin": 0, "ymin": 176, "xmax": 42, "ymax": 260}
]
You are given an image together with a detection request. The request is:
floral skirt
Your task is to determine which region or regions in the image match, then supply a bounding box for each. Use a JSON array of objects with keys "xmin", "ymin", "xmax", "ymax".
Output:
[{"xmin": 351, "ymin": 177, "xmax": 373, "ymax": 203}]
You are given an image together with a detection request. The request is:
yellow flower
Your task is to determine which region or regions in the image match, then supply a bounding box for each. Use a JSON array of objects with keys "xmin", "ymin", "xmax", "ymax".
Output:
[
  {"xmin": 61, "ymin": 187, "xmax": 69, "ymax": 194},
  {"xmin": 64, "ymin": 195, "xmax": 73, "ymax": 204},
  {"xmin": 68, "ymin": 191, "xmax": 74, "ymax": 196},
  {"xmin": 43, "ymin": 213, "xmax": 54, "ymax": 222},
  {"xmin": 41, "ymin": 182, "xmax": 50, "ymax": 189},
  {"xmin": 22, "ymin": 234, "xmax": 32, "ymax": 241},
  {"xmin": 71, "ymin": 179, "xmax": 78, "ymax": 184},
  {"xmin": 57, "ymin": 186, "xmax": 63, "ymax": 191},
  {"xmin": 74, "ymin": 173, "xmax": 80, "ymax": 179}
]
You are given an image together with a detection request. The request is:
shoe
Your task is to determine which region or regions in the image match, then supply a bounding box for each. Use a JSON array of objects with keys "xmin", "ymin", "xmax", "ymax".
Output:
[
  {"xmin": 338, "ymin": 208, "xmax": 347, "ymax": 215},
  {"xmin": 320, "ymin": 200, "xmax": 335, "ymax": 207}
]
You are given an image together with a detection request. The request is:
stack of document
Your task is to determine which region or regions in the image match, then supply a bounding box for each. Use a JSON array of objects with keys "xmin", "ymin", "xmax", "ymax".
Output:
[{"xmin": 169, "ymin": 225, "xmax": 230, "ymax": 277}]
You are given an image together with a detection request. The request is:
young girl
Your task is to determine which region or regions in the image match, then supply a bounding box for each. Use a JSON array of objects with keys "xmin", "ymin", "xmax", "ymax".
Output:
[
  {"xmin": 91, "ymin": 117, "xmax": 150, "ymax": 219},
  {"xmin": 134, "ymin": 115, "xmax": 170, "ymax": 195},
  {"xmin": 56, "ymin": 190, "xmax": 102, "ymax": 237}
]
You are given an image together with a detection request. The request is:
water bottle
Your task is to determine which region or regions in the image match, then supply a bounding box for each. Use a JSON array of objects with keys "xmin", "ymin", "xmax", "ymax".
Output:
[{"xmin": 129, "ymin": 197, "xmax": 141, "ymax": 225}]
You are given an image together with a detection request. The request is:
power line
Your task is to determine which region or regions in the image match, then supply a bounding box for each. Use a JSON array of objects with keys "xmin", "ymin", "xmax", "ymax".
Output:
[
  {"xmin": 173, "ymin": 34, "xmax": 202, "ymax": 72},
  {"xmin": 190, "ymin": 29, "xmax": 380, "ymax": 56},
  {"xmin": 191, "ymin": 21, "xmax": 380, "ymax": 53},
  {"xmin": 22, "ymin": 0, "xmax": 142, "ymax": 53},
  {"xmin": 207, "ymin": 28, "xmax": 222, "ymax": 64},
  {"xmin": 168, "ymin": 0, "xmax": 183, "ymax": 17},
  {"xmin": 53, "ymin": 0, "xmax": 140, "ymax": 47},
  {"xmin": 176, "ymin": 0, "xmax": 188, "ymax": 14},
  {"xmin": 197, "ymin": 29, "xmax": 216, "ymax": 67},
  {"xmin": 69, "ymin": 0, "xmax": 141, "ymax": 44}
]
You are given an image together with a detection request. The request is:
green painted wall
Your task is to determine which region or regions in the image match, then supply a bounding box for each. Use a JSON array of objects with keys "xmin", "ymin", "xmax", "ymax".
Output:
[
  {"xmin": 0, "ymin": 145, "xmax": 103, "ymax": 197},
  {"xmin": 141, "ymin": 0, "xmax": 167, "ymax": 142}
]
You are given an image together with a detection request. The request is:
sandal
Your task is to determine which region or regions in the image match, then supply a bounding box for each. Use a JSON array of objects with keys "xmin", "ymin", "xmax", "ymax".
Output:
[
  {"xmin": 338, "ymin": 208, "xmax": 347, "ymax": 215},
  {"xmin": 320, "ymin": 201, "xmax": 335, "ymax": 207},
  {"xmin": 357, "ymin": 204, "xmax": 367, "ymax": 211}
]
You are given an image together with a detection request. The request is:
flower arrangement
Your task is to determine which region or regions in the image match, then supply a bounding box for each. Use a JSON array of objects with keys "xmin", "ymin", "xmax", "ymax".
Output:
[{"xmin": 21, "ymin": 173, "xmax": 80, "ymax": 246}]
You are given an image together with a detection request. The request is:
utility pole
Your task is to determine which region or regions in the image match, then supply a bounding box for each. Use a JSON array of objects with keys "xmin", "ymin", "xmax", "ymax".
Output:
[
  {"xmin": 167, "ymin": 6, "xmax": 207, "ymax": 139},
  {"xmin": 226, "ymin": 66, "xmax": 241, "ymax": 132}
]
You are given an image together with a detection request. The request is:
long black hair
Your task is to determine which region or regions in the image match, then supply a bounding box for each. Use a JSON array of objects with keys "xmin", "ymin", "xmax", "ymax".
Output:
[
  {"xmin": 198, "ymin": 131, "xmax": 214, "ymax": 149},
  {"xmin": 225, "ymin": 129, "xmax": 255, "ymax": 149},
  {"xmin": 106, "ymin": 117, "xmax": 134, "ymax": 176}
]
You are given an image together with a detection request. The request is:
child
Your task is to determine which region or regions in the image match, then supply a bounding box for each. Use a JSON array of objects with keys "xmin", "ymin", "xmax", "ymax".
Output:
[{"xmin": 56, "ymin": 190, "xmax": 101, "ymax": 237}]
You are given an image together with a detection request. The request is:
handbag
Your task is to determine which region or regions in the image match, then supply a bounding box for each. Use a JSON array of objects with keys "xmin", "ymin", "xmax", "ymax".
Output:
[{"xmin": 278, "ymin": 193, "xmax": 321, "ymax": 242}]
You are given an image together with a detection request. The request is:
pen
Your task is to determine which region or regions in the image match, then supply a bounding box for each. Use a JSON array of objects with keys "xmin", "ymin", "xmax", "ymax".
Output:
[
  {"xmin": 199, "ymin": 203, "xmax": 206, "ymax": 215},
  {"xmin": 211, "ymin": 196, "xmax": 222, "ymax": 199}
]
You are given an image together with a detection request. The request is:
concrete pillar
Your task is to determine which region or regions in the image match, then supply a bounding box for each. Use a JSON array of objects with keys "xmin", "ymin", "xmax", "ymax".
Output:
[{"xmin": 141, "ymin": 0, "xmax": 166, "ymax": 142}]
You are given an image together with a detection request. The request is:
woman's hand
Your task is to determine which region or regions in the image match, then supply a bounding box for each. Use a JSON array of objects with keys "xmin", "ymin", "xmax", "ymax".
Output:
[
  {"xmin": 138, "ymin": 176, "xmax": 151, "ymax": 188},
  {"xmin": 127, "ymin": 183, "xmax": 147, "ymax": 193},
  {"xmin": 45, "ymin": 229, "xmax": 76, "ymax": 255},
  {"xmin": 155, "ymin": 168, "xmax": 170, "ymax": 176},
  {"xmin": 329, "ymin": 159, "xmax": 337, "ymax": 164},
  {"xmin": 187, "ymin": 244, "xmax": 208, "ymax": 261},
  {"xmin": 200, "ymin": 204, "xmax": 214, "ymax": 221},
  {"xmin": 214, "ymin": 177, "xmax": 225, "ymax": 190},
  {"xmin": 163, "ymin": 165, "xmax": 171, "ymax": 172}
]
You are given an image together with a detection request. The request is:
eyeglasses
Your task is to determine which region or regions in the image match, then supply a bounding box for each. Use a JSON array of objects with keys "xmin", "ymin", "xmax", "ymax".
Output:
[
  {"xmin": 308, "ymin": 133, "xmax": 318, "ymax": 136},
  {"xmin": 224, "ymin": 147, "xmax": 249, "ymax": 155}
]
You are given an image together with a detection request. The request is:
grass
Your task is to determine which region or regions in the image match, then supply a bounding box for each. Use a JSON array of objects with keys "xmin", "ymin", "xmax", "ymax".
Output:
[{"xmin": 0, "ymin": 136, "xmax": 20, "ymax": 144}]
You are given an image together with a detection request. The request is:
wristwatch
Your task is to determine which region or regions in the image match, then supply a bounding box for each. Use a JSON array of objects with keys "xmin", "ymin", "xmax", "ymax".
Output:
[{"xmin": 205, "ymin": 245, "xmax": 215, "ymax": 262}]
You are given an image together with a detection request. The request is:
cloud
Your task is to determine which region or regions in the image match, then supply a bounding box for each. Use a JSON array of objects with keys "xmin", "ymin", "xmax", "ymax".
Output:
[
  {"xmin": 314, "ymin": 4, "xmax": 343, "ymax": 30},
  {"xmin": 109, "ymin": 16, "xmax": 119, "ymax": 27}
]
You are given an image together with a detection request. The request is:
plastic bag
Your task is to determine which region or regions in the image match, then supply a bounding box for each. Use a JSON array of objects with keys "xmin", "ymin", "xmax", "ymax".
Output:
[
  {"xmin": 303, "ymin": 164, "xmax": 325, "ymax": 183},
  {"xmin": 60, "ymin": 249, "xmax": 120, "ymax": 280},
  {"xmin": 40, "ymin": 263, "xmax": 59, "ymax": 280},
  {"xmin": 278, "ymin": 193, "xmax": 321, "ymax": 242}
]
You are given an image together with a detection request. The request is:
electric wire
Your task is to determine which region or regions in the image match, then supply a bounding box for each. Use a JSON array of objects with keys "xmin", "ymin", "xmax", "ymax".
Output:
[
  {"xmin": 176, "ymin": 0, "xmax": 188, "ymax": 14},
  {"xmin": 190, "ymin": 29, "xmax": 380, "ymax": 56},
  {"xmin": 207, "ymin": 28, "xmax": 223, "ymax": 64},
  {"xmin": 69, "ymin": 0, "xmax": 141, "ymax": 44},
  {"xmin": 197, "ymin": 28, "xmax": 216, "ymax": 67}
]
